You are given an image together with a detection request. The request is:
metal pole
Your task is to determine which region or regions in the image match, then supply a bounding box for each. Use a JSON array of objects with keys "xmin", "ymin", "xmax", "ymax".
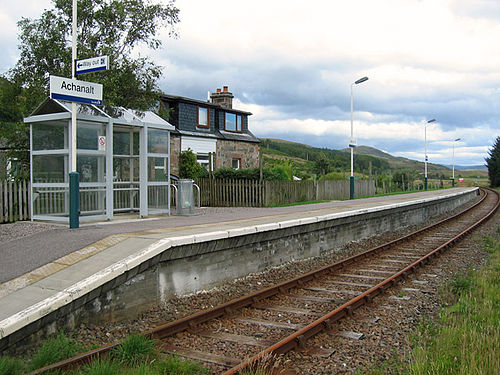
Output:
[
  {"xmin": 69, "ymin": 0, "xmax": 79, "ymax": 228},
  {"xmin": 424, "ymin": 123, "xmax": 428, "ymax": 190},
  {"xmin": 350, "ymin": 83, "xmax": 354, "ymax": 199}
]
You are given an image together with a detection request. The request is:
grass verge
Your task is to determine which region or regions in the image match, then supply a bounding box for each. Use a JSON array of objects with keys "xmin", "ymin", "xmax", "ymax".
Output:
[
  {"xmin": 0, "ymin": 333, "xmax": 208, "ymax": 375},
  {"xmin": 408, "ymin": 232, "xmax": 500, "ymax": 375}
]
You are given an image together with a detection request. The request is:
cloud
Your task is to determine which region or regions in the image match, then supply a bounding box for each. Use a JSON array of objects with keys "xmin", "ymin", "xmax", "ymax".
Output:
[{"xmin": 1, "ymin": 0, "xmax": 499, "ymax": 166}]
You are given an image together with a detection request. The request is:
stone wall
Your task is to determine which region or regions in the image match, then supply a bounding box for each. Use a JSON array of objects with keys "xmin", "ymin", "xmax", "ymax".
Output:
[
  {"xmin": 215, "ymin": 139, "xmax": 260, "ymax": 169},
  {"xmin": 170, "ymin": 135, "xmax": 181, "ymax": 176}
]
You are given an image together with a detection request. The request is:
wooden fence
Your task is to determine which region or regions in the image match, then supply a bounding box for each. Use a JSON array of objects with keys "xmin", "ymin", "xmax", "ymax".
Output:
[
  {"xmin": 195, "ymin": 179, "xmax": 375, "ymax": 207},
  {"xmin": 0, "ymin": 180, "xmax": 30, "ymax": 223}
]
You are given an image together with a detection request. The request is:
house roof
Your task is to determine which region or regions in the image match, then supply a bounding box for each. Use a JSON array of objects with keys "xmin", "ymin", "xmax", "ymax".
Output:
[{"xmin": 161, "ymin": 94, "xmax": 252, "ymax": 116}]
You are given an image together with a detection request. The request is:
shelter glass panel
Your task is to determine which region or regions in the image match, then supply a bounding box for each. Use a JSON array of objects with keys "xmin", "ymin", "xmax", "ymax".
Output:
[
  {"xmin": 148, "ymin": 129, "xmax": 168, "ymax": 154},
  {"xmin": 148, "ymin": 186, "xmax": 169, "ymax": 210},
  {"xmin": 80, "ymin": 188, "xmax": 106, "ymax": 216},
  {"xmin": 32, "ymin": 187, "xmax": 67, "ymax": 216},
  {"xmin": 77, "ymin": 155, "xmax": 105, "ymax": 183},
  {"xmin": 33, "ymin": 155, "xmax": 67, "ymax": 183},
  {"xmin": 77, "ymin": 122, "xmax": 106, "ymax": 150},
  {"xmin": 32, "ymin": 122, "xmax": 67, "ymax": 150},
  {"xmin": 148, "ymin": 157, "xmax": 168, "ymax": 181}
]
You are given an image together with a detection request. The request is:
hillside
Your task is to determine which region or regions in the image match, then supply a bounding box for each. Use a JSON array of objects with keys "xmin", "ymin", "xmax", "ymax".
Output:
[{"xmin": 260, "ymin": 138, "xmax": 487, "ymax": 179}]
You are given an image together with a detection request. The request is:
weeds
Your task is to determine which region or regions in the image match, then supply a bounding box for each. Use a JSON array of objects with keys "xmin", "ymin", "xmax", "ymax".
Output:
[
  {"xmin": 0, "ymin": 356, "xmax": 25, "ymax": 375},
  {"xmin": 408, "ymin": 234, "xmax": 500, "ymax": 375},
  {"xmin": 156, "ymin": 354, "xmax": 209, "ymax": 374},
  {"xmin": 81, "ymin": 359, "xmax": 121, "ymax": 375},
  {"xmin": 28, "ymin": 331, "xmax": 82, "ymax": 371},
  {"xmin": 112, "ymin": 334, "xmax": 156, "ymax": 368}
]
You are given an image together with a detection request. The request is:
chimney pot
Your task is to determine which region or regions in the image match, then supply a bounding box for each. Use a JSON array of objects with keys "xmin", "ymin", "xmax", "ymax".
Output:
[
  {"xmin": 223, "ymin": 86, "xmax": 228, "ymax": 92},
  {"xmin": 217, "ymin": 88, "xmax": 221, "ymax": 93}
]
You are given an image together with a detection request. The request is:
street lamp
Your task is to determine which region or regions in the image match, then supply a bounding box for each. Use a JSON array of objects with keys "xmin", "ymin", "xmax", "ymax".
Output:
[
  {"xmin": 452, "ymin": 137, "xmax": 461, "ymax": 187},
  {"xmin": 424, "ymin": 118, "xmax": 436, "ymax": 190},
  {"xmin": 349, "ymin": 76, "xmax": 369, "ymax": 199}
]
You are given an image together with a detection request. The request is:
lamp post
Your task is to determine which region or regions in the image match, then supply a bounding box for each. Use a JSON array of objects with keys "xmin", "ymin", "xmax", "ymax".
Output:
[
  {"xmin": 350, "ymin": 76, "xmax": 369, "ymax": 199},
  {"xmin": 452, "ymin": 137, "xmax": 461, "ymax": 187},
  {"xmin": 424, "ymin": 119, "xmax": 436, "ymax": 190}
]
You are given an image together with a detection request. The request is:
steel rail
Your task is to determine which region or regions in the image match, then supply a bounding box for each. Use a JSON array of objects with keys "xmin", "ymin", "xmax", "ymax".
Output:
[
  {"xmin": 223, "ymin": 188, "xmax": 499, "ymax": 375},
  {"xmin": 28, "ymin": 188, "xmax": 494, "ymax": 374}
]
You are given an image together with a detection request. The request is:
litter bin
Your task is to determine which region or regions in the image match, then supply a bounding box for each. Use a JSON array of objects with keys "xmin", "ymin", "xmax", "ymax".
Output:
[{"xmin": 177, "ymin": 179, "xmax": 195, "ymax": 215}]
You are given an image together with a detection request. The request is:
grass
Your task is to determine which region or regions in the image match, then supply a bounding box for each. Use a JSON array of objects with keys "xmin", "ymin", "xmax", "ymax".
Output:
[
  {"xmin": 0, "ymin": 356, "xmax": 24, "ymax": 375},
  {"xmin": 408, "ymin": 232, "xmax": 500, "ymax": 375},
  {"xmin": 0, "ymin": 333, "xmax": 208, "ymax": 375},
  {"xmin": 361, "ymin": 230, "xmax": 500, "ymax": 375},
  {"xmin": 112, "ymin": 334, "xmax": 156, "ymax": 367},
  {"xmin": 27, "ymin": 331, "xmax": 82, "ymax": 371}
]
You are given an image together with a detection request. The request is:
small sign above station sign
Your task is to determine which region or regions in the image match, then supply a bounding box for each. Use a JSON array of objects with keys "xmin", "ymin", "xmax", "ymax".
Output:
[
  {"xmin": 75, "ymin": 55, "xmax": 109, "ymax": 75},
  {"xmin": 50, "ymin": 75, "xmax": 103, "ymax": 105}
]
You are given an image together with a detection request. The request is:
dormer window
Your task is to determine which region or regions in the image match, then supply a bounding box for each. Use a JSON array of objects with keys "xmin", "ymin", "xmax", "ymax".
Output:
[
  {"xmin": 197, "ymin": 107, "xmax": 209, "ymax": 128},
  {"xmin": 225, "ymin": 112, "xmax": 243, "ymax": 132}
]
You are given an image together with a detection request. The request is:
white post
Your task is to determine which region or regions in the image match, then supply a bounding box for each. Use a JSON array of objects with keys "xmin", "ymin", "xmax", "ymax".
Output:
[
  {"xmin": 424, "ymin": 123, "xmax": 427, "ymax": 180},
  {"xmin": 452, "ymin": 141, "xmax": 455, "ymax": 180}
]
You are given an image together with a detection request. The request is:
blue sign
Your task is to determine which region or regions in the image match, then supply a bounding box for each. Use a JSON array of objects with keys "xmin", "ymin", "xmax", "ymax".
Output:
[{"xmin": 75, "ymin": 55, "xmax": 109, "ymax": 75}]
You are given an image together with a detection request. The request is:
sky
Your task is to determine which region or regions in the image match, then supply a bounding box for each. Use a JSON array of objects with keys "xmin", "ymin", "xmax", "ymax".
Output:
[{"xmin": 2, "ymin": 0, "xmax": 500, "ymax": 167}]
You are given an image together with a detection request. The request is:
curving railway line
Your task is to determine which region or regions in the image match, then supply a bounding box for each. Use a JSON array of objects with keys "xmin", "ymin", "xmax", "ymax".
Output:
[{"xmin": 31, "ymin": 188, "xmax": 499, "ymax": 375}]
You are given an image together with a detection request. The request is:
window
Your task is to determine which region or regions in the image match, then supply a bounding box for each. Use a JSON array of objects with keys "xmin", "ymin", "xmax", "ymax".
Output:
[
  {"xmin": 197, "ymin": 107, "xmax": 209, "ymax": 128},
  {"xmin": 196, "ymin": 153, "xmax": 210, "ymax": 170},
  {"xmin": 225, "ymin": 113, "xmax": 243, "ymax": 132},
  {"xmin": 232, "ymin": 158, "xmax": 241, "ymax": 170}
]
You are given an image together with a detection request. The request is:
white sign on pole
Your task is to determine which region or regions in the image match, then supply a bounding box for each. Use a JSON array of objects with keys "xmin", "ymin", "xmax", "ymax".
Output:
[
  {"xmin": 75, "ymin": 55, "xmax": 109, "ymax": 75},
  {"xmin": 98, "ymin": 136, "xmax": 106, "ymax": 151},
  {"xmin": 50, "ymin": 75, "xmax": 103, "ymax": 105}
]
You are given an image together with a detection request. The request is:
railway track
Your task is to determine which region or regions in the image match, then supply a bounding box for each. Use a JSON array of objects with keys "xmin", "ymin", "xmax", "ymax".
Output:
[{"xmin": 31, "ymin": 188, "xmax": 499, "ymax": 375}]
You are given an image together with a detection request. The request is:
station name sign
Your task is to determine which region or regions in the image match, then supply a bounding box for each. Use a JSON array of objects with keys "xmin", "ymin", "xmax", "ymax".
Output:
[
  {"xmin": 75, "ymin": 55, "xmax": 109, "ymax": 75},
  {"xmin": 50, "ymin": 75, "xmax": 103, "ymax": 105}
]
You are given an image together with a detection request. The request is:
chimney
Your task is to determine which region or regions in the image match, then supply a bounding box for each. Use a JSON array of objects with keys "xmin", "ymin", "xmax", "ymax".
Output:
[{"xmin": 210, "ymin": 85, "xmax": 234, "ymax": 109}]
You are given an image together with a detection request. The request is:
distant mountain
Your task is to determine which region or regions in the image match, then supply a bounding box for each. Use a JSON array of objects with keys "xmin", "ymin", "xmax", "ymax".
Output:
[
  {"xmin": 260, "ymin": 138, "xmax": 488, "ymax": 178},
  {"xmin": 441, "ymin": 164, "xmax": 487, "ymax": 171}
]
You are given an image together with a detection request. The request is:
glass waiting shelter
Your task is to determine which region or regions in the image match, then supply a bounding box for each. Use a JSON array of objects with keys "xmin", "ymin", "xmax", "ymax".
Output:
[{"xmin": 24, "ymin": 98, "xmax": 174, "ymax": 222}]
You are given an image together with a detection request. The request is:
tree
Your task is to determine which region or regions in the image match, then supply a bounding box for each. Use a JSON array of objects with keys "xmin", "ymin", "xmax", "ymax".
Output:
[
  {"xmin": 0, "ymin": 77, "xmax": 29, "ymax": 179},
  {"xmin": 10, "ymin": 0, "xmax": 179, "ymax": 111},
  {"xmin": 314, "ymin": 154, "xmax": 330, "ymax": 176},
  {"xmin": 486, "ymin": 137, "xmax": 500, "ymax": 188}
]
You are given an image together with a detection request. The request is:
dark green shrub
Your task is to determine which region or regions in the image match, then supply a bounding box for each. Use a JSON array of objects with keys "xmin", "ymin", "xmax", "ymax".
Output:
[
  {"xmin": 179, "ymin": 149, "xmax": 208, "ymax": 179},
  {"xmin": 319, "ymin": 172, "xmax": 345, "ymax": 181}
]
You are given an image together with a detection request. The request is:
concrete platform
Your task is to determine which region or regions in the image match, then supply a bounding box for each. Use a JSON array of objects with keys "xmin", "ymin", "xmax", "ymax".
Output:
[{"xmin": 0, "ymin": 188, "xmax": 479, "ymax": 353}]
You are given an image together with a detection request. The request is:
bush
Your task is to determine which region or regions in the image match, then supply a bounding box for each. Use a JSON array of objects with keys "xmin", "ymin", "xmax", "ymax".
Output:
[
  {"xmin": 179, "ymin": 149, "xmax": 208, "ymax": 179},
  {"xmin": 319, "ymin": 172, "xmax": 345, "ymax": 181},
  {"xmin": 263, "ymin": 165, "xmax": 290, "ymax": 181},
  {"xmin": 212, "ymin": 166, "xmax": 290, "ymax": 181}
]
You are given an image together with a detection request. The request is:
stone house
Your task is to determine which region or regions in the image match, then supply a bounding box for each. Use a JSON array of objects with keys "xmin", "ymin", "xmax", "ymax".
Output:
[{"xmin": 160, "ymin": 86, "xmax": 260, "ymax": 177}]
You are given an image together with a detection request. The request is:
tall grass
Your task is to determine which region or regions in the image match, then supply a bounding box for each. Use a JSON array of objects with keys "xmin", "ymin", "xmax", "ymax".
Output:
[
  {"xmin": 28, "ymin": 331, "xmax": 82, "ymax": 371},
  {"xmin": 409, "ymin": 234, "xmax": 500, "ymax": 375},
  {"xmin": 0, "ymin": 356, "xmax": 24, "ymax": 375}
]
